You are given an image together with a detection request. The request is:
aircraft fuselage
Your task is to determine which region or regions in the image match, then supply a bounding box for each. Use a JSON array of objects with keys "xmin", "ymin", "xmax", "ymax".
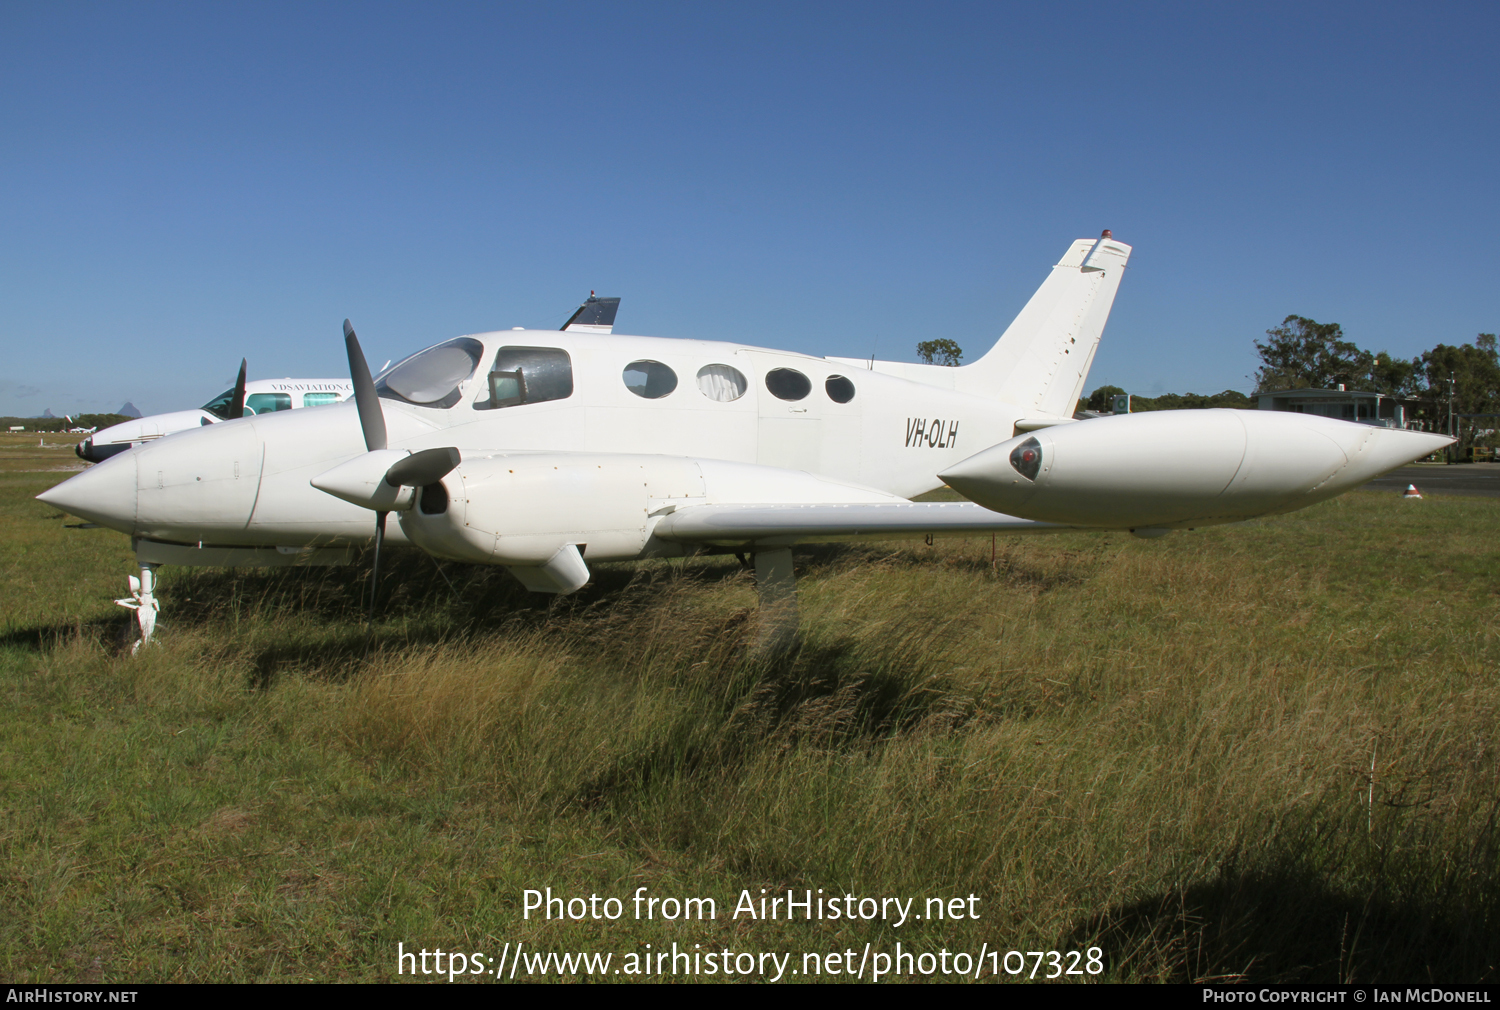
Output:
[{"xmin": 56, "ymin": 330, "xmax": 1030, "ymax": 549}]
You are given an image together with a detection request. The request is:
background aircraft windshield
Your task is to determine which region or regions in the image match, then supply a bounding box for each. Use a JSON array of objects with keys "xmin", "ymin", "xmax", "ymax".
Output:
[
  {"xmin": 200, "ymin": 388, "xmax": 236, "ymax": 420},
  {"xmin": 375, "ymin": 337, "xmax": 484, "ymax": 408}
]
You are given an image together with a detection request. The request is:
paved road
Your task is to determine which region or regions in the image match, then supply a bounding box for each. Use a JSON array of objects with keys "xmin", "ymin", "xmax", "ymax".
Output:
[{"xmin": 1362, "ymin": 462, "xmax": 1500, "ymax": 499}]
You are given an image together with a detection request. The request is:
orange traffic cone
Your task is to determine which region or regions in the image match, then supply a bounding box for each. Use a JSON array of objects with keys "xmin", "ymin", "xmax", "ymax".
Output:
[{"xmin": 1402, "ymin": 484, "xmax": 1422, "ymax": 499}]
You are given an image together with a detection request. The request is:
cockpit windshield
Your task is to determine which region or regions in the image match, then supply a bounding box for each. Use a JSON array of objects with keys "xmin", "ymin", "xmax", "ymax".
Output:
[{"xmin": 375, "ymin": 337, "xmax": 485, "ymax": 409}]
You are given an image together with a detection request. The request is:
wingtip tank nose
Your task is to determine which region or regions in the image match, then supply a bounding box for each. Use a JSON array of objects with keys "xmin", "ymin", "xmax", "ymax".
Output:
[
  {"xmin": 1359, "ymin": 427, "xmax": 1454, "ymax": 477},
  {"xmin": 939, "ymin": 439, "xmax": 1040, "ymax": 512}
]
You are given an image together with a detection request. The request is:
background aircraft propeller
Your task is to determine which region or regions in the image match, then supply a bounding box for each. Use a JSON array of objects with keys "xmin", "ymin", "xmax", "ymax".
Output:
[{"xmin": 229, "ymin": 358, "xmax": 247, "ymax": 419}]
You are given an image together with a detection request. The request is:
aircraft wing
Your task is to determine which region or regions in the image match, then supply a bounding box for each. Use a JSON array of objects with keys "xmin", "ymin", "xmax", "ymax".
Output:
[{"xmin": 651, "ymin": 501, "xmax": 1073, "ymax": 547}]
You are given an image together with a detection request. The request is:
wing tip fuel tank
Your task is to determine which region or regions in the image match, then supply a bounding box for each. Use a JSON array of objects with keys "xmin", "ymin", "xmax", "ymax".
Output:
[{"xmin": 940, "ymin": 409, "xmax": 1454, "ymax": 529}]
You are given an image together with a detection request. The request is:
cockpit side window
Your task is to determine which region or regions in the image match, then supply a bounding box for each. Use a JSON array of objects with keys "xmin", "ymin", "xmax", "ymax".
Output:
[
  {"xmin": 245, "ymin": 392, "xmax": 292, "ymax": 414},
  {"xmin": 376, "ymin": 337, "xmax": 485, "ymax": 409},
  {"xmin": 474, "ymin": 346, "xmax": 573, "ymax": 410}
]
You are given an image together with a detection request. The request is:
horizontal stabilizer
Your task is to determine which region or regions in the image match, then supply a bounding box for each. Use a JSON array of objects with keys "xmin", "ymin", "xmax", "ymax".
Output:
[{"xmin": 1013, "ymin": 417, "xmax": 1077, "ymax": 434}]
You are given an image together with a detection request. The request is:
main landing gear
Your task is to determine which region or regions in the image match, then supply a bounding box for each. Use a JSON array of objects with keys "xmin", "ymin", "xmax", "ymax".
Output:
[{"xmin": 752, "ymin": 547, "xmax": 798, "ymax": 654}]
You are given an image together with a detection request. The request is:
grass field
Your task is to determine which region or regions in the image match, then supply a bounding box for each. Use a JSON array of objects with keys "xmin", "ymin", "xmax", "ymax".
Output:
[{"xmin": 2, "ymin": 432, "xmax": 1498, "ymax": 983}]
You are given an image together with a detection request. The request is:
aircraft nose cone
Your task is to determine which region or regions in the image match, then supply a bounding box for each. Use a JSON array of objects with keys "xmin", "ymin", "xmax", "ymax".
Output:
[{"xmin": 36, "ymin": 454, "xmax": 137, "ymax": 533}]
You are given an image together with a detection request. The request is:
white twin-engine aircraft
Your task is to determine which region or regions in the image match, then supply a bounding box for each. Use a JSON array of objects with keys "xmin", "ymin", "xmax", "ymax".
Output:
[
  {"xmin": 39, "ymin": 235, "xmax": 1451, "ymax": 649},
  {"xmin": 76, "ymin": 365, "xmax": 353, "ymax": 463}
]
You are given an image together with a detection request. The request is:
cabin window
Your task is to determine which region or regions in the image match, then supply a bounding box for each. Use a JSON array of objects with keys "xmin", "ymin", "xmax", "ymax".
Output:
[
  {"xmin": 825, "ymin": 375, "xmax": 856, "ymax": 403},
  {"xmin": 303, "ymin": 392, "xmax": 341, "ymax": 407},
  {"xmin": 697, "ymin": 364, "xmax": 747, "ymax": 402},
  {"xmin": 245, "ymin": 392, "xmax": 292, "ymax": 414},
  {"xmin": 623, "ymin": 360, "xmax": 678, "ymax": 399},
  {"xmin": 377, "ymin": 337, "xmax": 485, "ymax": 408},
  {"xmin": 765, "ymin": 368, "xmax": 811, "ymax": 401},
  {"xmin": 474, "ymin": 346, "xmax": 573, "ymax": 409}
]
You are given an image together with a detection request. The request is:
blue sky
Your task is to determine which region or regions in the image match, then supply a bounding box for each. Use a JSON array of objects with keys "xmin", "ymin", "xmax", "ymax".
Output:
[{"xmin": 3, "ymin": 2, "xmax": 1497, "ymax": 415}]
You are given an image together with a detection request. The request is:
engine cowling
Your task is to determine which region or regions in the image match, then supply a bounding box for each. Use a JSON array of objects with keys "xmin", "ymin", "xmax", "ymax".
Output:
[
  {"xmin": 398, "ymin": 451, "xmax": 909, "ymax": 575},
  {"xmin": 939, "ymin": 409, "xmax": 1452, "ymax": 530},
  {"xmin": 398, "ymin": 452, "xmax": 705, "ymax": 566}
]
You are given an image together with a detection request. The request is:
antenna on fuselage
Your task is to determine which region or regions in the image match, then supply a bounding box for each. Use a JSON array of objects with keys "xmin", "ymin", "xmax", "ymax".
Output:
[{"xmin": 560, "ymin": 293, "xmax": 621, "ymax": 334}]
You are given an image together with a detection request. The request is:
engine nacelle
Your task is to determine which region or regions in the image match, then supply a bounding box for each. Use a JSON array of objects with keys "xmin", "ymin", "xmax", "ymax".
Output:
[
  {"xmin": 78, "ymin": 409, "xmax": 219, "ymax": 463},
  {"xmin": 940, "ymin": 409, "xmax": 1452, "ymax": 530},
  {"xmin": 399, "ymin": 452, "xmax": 705, "ymax": 567},
  {"xmin": 399, "ymin": 451, "xmax": 908, "ymax": 579}
]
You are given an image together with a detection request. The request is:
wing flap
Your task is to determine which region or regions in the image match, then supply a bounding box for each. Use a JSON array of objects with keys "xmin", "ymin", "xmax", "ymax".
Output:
[{"xmin": 652, "ymin": 501, "xmax": 1073, "ymax": 546}]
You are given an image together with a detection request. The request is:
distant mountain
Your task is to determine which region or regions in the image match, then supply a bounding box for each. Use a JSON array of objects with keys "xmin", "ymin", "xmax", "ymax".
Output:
[
  {"xmin": 41, "ymin": 408, "xmax": 56, "ymax": 418},
  {"xmin": 117, "ymin": 402, "xmax": 142, "ymax": 418}
]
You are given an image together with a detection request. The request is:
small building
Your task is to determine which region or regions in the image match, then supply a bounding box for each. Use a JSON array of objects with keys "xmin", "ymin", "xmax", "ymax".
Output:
[{"xmin": 1253, "ymin": 387, "xmax": 1434, "ymax": 430}]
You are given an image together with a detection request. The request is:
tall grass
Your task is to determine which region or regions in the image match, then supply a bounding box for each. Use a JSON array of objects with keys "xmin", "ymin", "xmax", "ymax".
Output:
[{"xmin": 2, "ymin": 460, "xmax": 1498, "ymax": 981}]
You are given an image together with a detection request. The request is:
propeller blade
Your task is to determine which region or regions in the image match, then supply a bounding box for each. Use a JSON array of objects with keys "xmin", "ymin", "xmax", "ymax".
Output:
[
  {"xmin": 229, "ymin": 358, "xmax": 247, "ymax": 419},
  {"xmin": 344, "ymin": 319, "xmax": 387, "ymax": 452},
  {"xmin": 385, "ymin": 446, "xmax": 460, "ymax": 488},
  {"xmin": 365, "ymin": 509, "xmax": 388, "ymax": 654}
]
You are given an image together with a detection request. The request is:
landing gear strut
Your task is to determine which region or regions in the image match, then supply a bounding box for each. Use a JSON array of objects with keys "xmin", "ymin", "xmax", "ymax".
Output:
[{"xmin": 752, "ymin": 547, "xmax": 798, "ymax": 654}]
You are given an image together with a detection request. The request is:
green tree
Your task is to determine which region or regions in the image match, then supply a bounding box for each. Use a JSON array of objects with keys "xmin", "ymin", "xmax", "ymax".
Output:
[
  {"xmin": 1, "ymin": 412, "xmax": 132, "ymax": 433},
  {"xmin": 1253, "ymin": 316, "xmax": 1373, "ymax": 392},
  {"xmin": 916, "ymin": 339, "xmax": 963, "ymax": 366},
  {"xmin": 1128, "ymin": 390, "xmax": 1255, "ymax": 412},
  {"xmin": 1086, "ymin": 385, "xmax": 1126, "ymax": 412},
  {"xmin": 1368, "ymin": 351, "xmax": 1423, "ymax": 397},
  {"xmin": 1418, "ymin": 334, "xmax": 1500, "ymax": 448}
]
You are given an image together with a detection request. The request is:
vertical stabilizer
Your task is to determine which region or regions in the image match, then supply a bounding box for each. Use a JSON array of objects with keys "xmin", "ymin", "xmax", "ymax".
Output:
[{"xmin": 956, "ymin": 233, "xmax": 1131, "ymax": 417}]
